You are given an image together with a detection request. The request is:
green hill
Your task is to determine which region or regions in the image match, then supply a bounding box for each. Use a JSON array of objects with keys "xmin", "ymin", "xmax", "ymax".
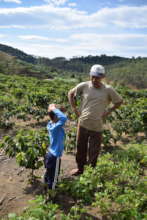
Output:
[
  {"xmin": 0, "ymin": 43, "xmax": 129, "ymax": 73},
  {"xmin": 0, "ymin": 43, "xmax": 37, "ymax": 64},
  {"xmin": 0, "ymin": 43, "xmax": 147, "ymax": 88},
  {"xmin": 107, "ymin": 58, "xmax": 147, "ymax": 89},
  {"xmin": 0, "ymin": 50, "xmax": 54, "ymax": 79}
]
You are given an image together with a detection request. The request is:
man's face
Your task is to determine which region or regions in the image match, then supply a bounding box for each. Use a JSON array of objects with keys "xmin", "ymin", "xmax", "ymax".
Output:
[{"xmin": 90, "ymin": 75, "xmax": 104, "ymax": 88}]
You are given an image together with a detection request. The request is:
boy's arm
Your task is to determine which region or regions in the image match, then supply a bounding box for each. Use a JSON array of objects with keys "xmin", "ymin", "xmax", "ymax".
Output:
[
  {"xmin": 53, "ymin": 108, "xmax": 68, "ymax": 127},
  {"xmin": 48, "ymin": 103, "xmax": 67, "ymax": 126}
]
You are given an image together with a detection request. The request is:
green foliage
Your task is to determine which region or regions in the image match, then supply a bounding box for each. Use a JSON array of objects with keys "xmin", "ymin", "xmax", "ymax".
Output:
[
  {"xmin": 0, "ymin": 43, "xmax": 37, "ymax": 64},
  {"xmin": 6, "ymin": 195, "xmax": 85, "ymax": 220},
  {"xmin": 65, "ymin": 126, "xmax": 77, "ymax": 152},
  {"xmin": 0, "ymin": 72, "xmax": 146, "ymax": 149},
  {"xmin": 0, "ymin": 50, "xmax": 52, "ymax": 78},
  {"xmin": 108, "ymin": 58, "xmax": 147, "ymax": 88},
  {"xmin": 7, "ymin": 196, "xmax": 59, "ymax": 220},
  {"xmin": 0, "ymin": 73, "xmax": 76, "ymax": 127},
  {"xmin": 60, "ymin": 205, "xmax": 85, "ymax": 220},
  {"xmin": 0, "ymin": 129, "xmax": 48, "ymax": 179},
  {"xmin": 59, "ymin": 144, "xmax": 147, "ymax": 219}
]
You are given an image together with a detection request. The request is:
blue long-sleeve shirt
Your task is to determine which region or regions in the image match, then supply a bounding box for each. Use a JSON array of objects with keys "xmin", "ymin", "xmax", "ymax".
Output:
[{"xmin": 47, "ymin": 109, "xmax": 68, "ymax": 157}]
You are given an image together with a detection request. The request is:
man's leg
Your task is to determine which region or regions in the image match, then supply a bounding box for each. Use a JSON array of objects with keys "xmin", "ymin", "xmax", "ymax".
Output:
[
  {"xmin": 88, "ymin": 131, "xmax": 102, "ymax": 167},
  {"xmin": 75, "ymin": 126, "xmax": 89, "ymax": 173}
]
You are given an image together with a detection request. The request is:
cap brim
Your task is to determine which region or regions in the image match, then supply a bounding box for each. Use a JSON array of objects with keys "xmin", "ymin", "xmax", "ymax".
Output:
[{"xmin": 90, "ymin": 72, "xmax": 105, "ymax": 77}]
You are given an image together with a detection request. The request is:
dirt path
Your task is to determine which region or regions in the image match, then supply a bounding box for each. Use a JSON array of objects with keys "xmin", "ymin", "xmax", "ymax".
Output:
[{"xmin": 0, "ymin": 152, "xmax": 77, "ymax": 219}]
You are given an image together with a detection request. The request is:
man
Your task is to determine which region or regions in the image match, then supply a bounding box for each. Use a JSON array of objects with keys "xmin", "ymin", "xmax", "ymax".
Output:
[{"xmin": 68, "ymin": 64, "xmax": 123, "ymax": 175}]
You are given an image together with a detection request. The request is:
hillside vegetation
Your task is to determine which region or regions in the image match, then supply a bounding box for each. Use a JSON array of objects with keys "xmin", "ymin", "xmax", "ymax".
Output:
[
  {"xmin": 107, "ymin": 58, "xmax": 147, "ymax": 89},
  {"xmin": 0, "ymin": 43, "xmax": 147, "ymax": 88},
  {"xmin": 0, "ymin": 51, "xmax": 56, "ymax": 79},
  {"xmin": 0, "ymin": 43, "xmax": 37, "ymax": 64}
]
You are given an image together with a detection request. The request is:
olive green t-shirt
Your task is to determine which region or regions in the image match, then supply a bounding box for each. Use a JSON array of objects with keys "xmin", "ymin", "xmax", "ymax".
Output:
[{"xmin": 71, "ymin": 81, "xmax": 122, "ymax": 132}]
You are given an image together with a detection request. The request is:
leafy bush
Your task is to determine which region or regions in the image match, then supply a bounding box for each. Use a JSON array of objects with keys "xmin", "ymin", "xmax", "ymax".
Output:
[
  {"xmin": 0, "ymin": 129, "xmax": 49, "ymax": 180},
  {"xmin": 59, "ymin": 144, "xmax": 147, "ymax": 219}
]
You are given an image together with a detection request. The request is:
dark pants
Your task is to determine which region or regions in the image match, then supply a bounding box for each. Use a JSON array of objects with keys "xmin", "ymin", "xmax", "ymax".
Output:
[
  {"xmin": 44, "ymin": 152, "xmax": 61, "ymax": 189},
  {"xmin": 76, "ymin": 125, "xmax": 102, "ymax": 172}
]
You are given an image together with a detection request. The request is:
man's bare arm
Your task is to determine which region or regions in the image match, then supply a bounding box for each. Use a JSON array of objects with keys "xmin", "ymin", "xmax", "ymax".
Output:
[
  {"xmin": 102, "ymin": 100, "xmax": 123, "ymax": 117},
  {"xmin": 68, "ymin": 90, "xmax": 80, "ymax": 117}
]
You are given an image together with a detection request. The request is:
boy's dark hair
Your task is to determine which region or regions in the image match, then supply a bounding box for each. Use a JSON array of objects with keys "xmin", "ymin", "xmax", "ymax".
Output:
[{"xmin": 48, "ymin": 111, "xmax": 56, "ymax": 121}]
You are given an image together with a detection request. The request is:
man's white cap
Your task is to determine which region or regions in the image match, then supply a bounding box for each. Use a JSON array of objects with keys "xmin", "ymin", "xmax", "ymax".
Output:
[{"xmin": 90, "ymin": 64, "xmax": 105, "ymax": 77}]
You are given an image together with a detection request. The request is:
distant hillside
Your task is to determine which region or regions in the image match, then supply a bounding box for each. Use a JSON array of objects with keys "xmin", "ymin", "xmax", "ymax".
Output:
[
  {"xmin": 0, "ymin": 43, "xmax": 147, "ymax": 88},
  {"xmin": 37, "ymin": 55, "xmax": 130, "ymax": 74},
  {"xmin": 0, "ymin": 43, "xmax": 37, "ymax": 64},
  {"xmin": 107, "ymin": 58, "xmax": 147, "ymax": 89},
  {"xmin": 0, "ymin": 43, "xmax": 130, "ymax": 74},
  {"xmin": 0, "ymin": 51, "xmax": 54, "ymax": 78}
]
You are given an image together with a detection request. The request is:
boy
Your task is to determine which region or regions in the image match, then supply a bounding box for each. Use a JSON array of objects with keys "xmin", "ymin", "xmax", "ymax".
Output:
[{"xmin": 44, "ymin": 103, "xmax": 68, "ymax": 190}]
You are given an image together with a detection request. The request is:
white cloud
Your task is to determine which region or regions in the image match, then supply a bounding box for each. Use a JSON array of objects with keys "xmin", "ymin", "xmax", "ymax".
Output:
[
  {"xmin": 44, "ymin": 0, "xmax": 68, "ymax": 6},
  {"xmin": 68, "ymin": 2, "xmax": 77, "ymax": 7},
  {"xmin": 71, "ymin": 33, "xmax": 147, "ymax": 40},
  {"xmin": 0, "ymin": 25, "xmax": 25, "ymax": 29},
  {"xmin": 2, "ymin": 33, "xmax": 147, "ymax": 58},
  {"xmin": 18, "ymin": 35, "xmax": 68, "ymax": 43},
  {"xmin": 1, "ymin": 3, "xmax": 147, "ymax": 58},
  {"xmin": 19, "ymin": 35, "xmax": 49, "ymax": 41},
  {"xmin": 69, "ymin": 33, "xmax": 147, "ymax": 56},
  {"xmin": 91, "ymin": 6, "xmax": 147, "ymax": 28},
  {"xmin": 0, "ymin": 5, "xmax": 147, "ymax": 30},
  {"xmin": 5, "ymin": 33, "xmax": 145, "ymax": 58},
  {"xmin": 2, "ymin": 0, "xmax": 22, "ymax": 4},
  {"xmin": 0, "ymin": 34, "xmax": 6, "ymax": 38}
]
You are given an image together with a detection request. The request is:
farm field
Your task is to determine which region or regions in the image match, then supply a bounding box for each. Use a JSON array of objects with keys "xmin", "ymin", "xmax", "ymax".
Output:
[
  {"xmin": 0, "ymin": 152, "xmax": 76, "ymax": 218},
  {"xmin": 0, "ymin": 72, "xmax": 146, "ymax": 220}
]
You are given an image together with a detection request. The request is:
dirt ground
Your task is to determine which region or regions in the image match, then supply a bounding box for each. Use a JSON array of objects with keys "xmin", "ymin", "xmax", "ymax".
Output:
[
  {"xmin": 0, "ymin": 118, "xmax": 119, "ymax": 220},
  {"xmin": 0, "ymin": 150, "xmax": 77, "ymax": 219}
]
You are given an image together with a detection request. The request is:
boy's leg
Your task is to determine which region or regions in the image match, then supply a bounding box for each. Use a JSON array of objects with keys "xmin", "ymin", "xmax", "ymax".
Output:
[
  {"xmin": 44, "ymin": 152, "xmax": 61, "ymax": 189},
  {"xmin": 88, "ymin": 131, "xmax": 102, "ymax": 167},
  {"xmin": 52, "ymin": 157, "xmax": 61, "ymax": 189}
]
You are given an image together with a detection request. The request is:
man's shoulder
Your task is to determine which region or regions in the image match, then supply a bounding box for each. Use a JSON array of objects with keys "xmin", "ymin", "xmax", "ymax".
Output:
[
  {"xmin": 75, "ymin": 81, "xmax": 90, "ymax": 89},
  {"xmin": 103, "ymin": 83, "xmax": 114, "ymax": 90},
  {"xmin": 77, "ymin": 81, "xmax": 90, "ymax": 86},
  {"xmin": 103, "ymin": 83, "xmax": 111, "ymax": 88}
]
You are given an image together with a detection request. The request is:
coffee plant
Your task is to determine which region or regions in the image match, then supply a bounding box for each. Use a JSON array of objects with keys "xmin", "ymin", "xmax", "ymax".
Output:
[{"xmin": 0, "ymin": 129, "xmax": 49, "ymax": 181}]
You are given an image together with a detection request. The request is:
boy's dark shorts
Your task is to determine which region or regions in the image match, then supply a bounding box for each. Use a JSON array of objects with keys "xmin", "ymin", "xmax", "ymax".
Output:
[{"xmin": 44, "ymin": 152, "xmax": 57, "ymax": 169}]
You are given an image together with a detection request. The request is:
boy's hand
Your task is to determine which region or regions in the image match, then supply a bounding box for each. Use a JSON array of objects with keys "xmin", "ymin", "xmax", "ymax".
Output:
[
  {"xmin": 58, "ymin": 105, "xmax": 66, "ymax": 113},
  {"xmin": 48, "ymin": 104, "xmax": 56, "ymax": 112}
]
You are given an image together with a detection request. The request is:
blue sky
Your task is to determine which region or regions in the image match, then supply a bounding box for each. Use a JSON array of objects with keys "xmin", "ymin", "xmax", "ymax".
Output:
[{"xmin": 0, "ymin": 0, "xmax": 147, "ymax": 58}]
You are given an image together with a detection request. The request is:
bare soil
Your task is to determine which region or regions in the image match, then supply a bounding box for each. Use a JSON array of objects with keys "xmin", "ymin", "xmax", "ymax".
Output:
[{"xmin": 0, "ymin": 151, "xmax": 77, "ymax": 219}]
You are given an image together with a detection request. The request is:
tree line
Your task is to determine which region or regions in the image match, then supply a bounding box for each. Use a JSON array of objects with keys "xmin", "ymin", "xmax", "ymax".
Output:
[{"xmin": 0, "ymin": 43, "xmax": 147, "ymax": 88}]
